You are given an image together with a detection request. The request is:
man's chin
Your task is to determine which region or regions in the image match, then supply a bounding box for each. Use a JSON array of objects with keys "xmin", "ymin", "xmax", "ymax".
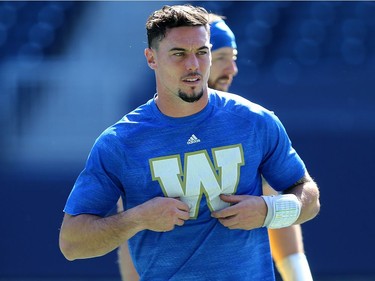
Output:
[
  {"xmin": 178, "ymin": 89, "xmax": 204, "ymax": 103},
  {"xmin": 215, "ymin": 85, "xmax": 229, "ymax": 92}
]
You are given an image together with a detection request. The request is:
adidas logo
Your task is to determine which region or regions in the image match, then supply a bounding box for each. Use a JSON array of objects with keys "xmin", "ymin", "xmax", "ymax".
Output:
[{"xmin": 187, "ymin": 134, "xmax": 201, "ymax": 145}]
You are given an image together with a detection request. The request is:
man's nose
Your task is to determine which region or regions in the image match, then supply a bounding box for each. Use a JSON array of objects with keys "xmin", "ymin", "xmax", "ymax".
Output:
[
  {"xmin": 186, "ymin": 54, "xmax": 199, "ymax": 71},
  {"xmin": 229, "ymin": 60, "xmax": 238, "ymax": 76}
]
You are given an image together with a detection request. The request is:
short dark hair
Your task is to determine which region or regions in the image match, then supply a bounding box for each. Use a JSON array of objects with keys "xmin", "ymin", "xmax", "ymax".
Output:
[
  {"xmin": 146, "ymin": 4, "xmax": 209, "ymax": 49},
  {"xmin": 208, "ymin": 13, "xmax": 226, "ymax": 24}
]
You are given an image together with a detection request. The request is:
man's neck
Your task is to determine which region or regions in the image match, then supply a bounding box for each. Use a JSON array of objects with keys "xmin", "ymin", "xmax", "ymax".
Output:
[{"xmin": 154, "ymin": 90, "xmax": 209, "ymax": 118}]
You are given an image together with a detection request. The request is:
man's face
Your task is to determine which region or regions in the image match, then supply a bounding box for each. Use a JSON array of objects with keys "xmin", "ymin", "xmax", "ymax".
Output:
[
  {"xmin": 208, "ymin": 47, "xmax": 238, "ymax": 92},
  {"xmin": 146, "ymin": 26, "xmax": 211, "ymax": 103}
]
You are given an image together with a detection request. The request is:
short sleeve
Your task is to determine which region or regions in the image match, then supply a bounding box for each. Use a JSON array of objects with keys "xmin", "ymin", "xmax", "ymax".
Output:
[
  {"xmin": 63, "ymin": 128, "xmax": 124, "ymax": 217},
  {"xmin": 259, "ymin": 111, "xmax": 306, "ymax": 191}
]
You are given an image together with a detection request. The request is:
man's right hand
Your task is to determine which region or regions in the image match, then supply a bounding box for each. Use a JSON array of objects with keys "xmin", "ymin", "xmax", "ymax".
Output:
[{"xmin": 136, "ymin": 197, "xmax": 190, "ymax": 232}]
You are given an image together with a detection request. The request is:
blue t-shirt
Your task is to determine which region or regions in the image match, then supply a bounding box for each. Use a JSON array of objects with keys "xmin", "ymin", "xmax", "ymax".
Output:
[{"xmin": 64, "ymin": 90, "xmax": 306, "ymax": 281}]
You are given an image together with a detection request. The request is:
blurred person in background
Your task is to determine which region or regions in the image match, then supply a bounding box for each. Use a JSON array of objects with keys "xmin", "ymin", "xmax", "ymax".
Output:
[
  {"xmin": 117, "ymin": 12, "xmax": 314, "ymax": 281},
  {"xmin": 60, "ymin": 4, "xmax": 320, "ymax": 280},
  {"xmin": 208, "ymin": 13, "xmax": 315, "ymax": 281}
]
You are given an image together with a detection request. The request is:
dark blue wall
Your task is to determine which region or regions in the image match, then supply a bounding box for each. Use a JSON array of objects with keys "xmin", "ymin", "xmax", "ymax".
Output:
[{"xmin": 1, "ymin": 1, "xmax": 375, "ymax": 279}]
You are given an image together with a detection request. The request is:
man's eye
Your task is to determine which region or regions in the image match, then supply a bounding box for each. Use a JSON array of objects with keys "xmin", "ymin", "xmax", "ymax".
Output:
[
  {"xmin": 198, "ymin": 50, "xmax": 208, "ymax": 55},
  {"xmin": 173, "ymin": 52, "xmax": 184, "ymax": 57}
]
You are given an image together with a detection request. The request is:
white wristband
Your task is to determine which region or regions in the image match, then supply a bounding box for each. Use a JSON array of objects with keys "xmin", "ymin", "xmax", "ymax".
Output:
[
  {"xmin": 261, "ymin": 194, "xmax": 301, "ymax": 229},
  {"xmin": 276, "ymin": 253, "xmax": 313, "ymax": 281}
]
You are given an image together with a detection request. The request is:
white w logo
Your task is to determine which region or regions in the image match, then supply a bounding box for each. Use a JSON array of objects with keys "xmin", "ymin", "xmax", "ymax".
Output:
[{"xmin": 149, "ymin": 144, "xmax": 244, "ymax": 218}]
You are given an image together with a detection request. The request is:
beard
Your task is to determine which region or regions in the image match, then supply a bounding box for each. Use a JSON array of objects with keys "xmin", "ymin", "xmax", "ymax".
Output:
[
  {"xmin": 208, "ymin": 75, "xmax": 231, "ymax": 92},
  {"xmin": 178, "ymin": 89, "xmax": 204, "ymax": 103}
]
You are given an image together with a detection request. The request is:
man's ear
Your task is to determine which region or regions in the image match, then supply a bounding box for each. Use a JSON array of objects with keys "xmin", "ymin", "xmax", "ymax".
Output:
[{"xmin": 145, "ymin": 48, "xmax": 156, "ymax": 69}]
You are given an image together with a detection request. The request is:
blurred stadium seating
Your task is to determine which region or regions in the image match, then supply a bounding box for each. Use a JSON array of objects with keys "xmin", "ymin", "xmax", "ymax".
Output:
[
  {"xmin": 0, "ymin": 1, "xmax": 85, "ymax": 64},
  {"xmin": 0, "ymin": 1, "xmax": 374, "ymax": 280}
]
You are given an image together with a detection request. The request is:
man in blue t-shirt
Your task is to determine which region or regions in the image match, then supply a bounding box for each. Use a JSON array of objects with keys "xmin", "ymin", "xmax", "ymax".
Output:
[
  {"xmin": 117, "ymin": 12, "xmax": 315, "ymax": 281},
  {"xmin": 59, "ymin": 4, "xmax": 320, "ymax": 281}
]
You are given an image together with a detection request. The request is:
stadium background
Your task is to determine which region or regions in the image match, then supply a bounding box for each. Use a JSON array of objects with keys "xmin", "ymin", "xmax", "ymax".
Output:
[{"xmin": 0, "ymin": 1, "xmax": 374, "ymax": 280}]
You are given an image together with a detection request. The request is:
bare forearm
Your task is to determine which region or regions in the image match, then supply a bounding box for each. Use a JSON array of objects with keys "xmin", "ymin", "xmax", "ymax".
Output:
[
  {"xmin": 285, "ymin": 174, "xmax": 320, "ymax": 225},
  {"xmin": 118, "ymin": 243, "xmax": 140, "ymax": 281},
  {"xmin": 59, "ymin": 210, "xmax": 142, "ymax": 261},
  {"xmin": 59, "ymin": 197, "xmax": 191, "ymax": 261},
  {"xmin": 268, "ymin": 225, "xmax": 304, "ymax": 262}
]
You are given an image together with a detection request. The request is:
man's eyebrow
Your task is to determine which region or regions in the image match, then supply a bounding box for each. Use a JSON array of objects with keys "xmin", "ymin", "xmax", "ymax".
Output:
[
  {"xmin": 198, "ymin": 46, "xmax": 210, "ymax": 51},
  {"xmin": 215, "ymin": 49, "xmax": 238, "ymax": 56},
  {"xmin": 169, "ymin": 46, "xmax": 210, "ymax": 52},
  {"xmin": 169, "ymin": 47, "xmax": 186, "ymax": 52},
  {"xmin": 215, "ymin": 51, "xmax": 232, "ymax": 56}
]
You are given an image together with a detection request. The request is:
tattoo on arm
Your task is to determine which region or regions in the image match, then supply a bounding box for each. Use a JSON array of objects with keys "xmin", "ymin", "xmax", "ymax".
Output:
[{"xmin": 285, "ymin": 175, "xmax": 311, "ymax": 193}]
